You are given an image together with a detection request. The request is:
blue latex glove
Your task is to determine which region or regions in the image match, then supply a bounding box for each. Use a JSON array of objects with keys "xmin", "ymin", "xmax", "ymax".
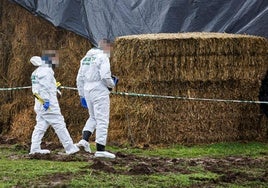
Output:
[
  {"xmin": 43, "ymin": 101, "xmax": 50, "ymax": 111},
  {"xmin": 80, "ymin": 97, "xmax": 88, "ymax": 109},
  {"xmin": 111, "ymin": 75, "xmax": 119, "ymax": 85}
]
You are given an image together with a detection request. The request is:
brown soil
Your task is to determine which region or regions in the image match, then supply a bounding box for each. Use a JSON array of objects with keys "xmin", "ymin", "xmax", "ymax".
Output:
[{"xmin": 1, "ymin": 137, "xmax": 267, "ymax": 187}]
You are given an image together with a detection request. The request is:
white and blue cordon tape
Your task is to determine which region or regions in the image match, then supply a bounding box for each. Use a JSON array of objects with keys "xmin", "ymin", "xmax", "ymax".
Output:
[{"xmin": 1, "ymin": 85, "xmax": 268, "ymax": 104}]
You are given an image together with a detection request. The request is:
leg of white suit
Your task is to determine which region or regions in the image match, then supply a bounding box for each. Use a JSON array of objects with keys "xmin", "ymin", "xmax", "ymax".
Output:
[
  {"xmin": 83, "ymin": 95, "xmax": 97, "ymax": 134},
  {"xmin": 94, "ymin": 95, "xmax": 110, "ymax": 146},
  {"xmin": 30, "ymin": 114, "xmax": 49, "ymax": 152},
  {"xmin": 44, "ymin": 112, "xmax": 77, "ymax": 153}
]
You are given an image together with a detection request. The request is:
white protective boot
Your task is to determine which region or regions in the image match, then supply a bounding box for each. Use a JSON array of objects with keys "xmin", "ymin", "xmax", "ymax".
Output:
[
  {"xmin": 30, "ymin": 128, "xmax": 50, "ymax": 154},
  {"xmin": 55, "ymin": 127, "xmax": 80, "ymax": 155},
  {"xmin": 76, "ymin": 139, "xmax": 91, "ymax": 153},
  {"xmin": 29, "ymin": 149, "xmax": 50, "ymax": 155},
  {"xmin": 65, "ymin": 144, "xmax": 80, "ymax": 155},
  {"xmin": 94, "ymin": 151, "xmax": 116, "ymax": 159}
]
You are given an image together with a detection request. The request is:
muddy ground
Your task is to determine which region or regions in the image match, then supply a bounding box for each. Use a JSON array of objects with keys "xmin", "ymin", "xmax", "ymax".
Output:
[{"xmin": 1, "ymin": 136, "xmax": 267, "ymax": 187}]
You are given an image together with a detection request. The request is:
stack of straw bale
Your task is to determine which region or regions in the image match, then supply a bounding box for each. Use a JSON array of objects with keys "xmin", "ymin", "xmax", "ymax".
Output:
[
  {"xmin": 0, "ymin": 0, "xmax": 91, "ymax": 143},
  {"xmin": 109, "ymin": 32, "xmax": 268, "ymax": 146}
]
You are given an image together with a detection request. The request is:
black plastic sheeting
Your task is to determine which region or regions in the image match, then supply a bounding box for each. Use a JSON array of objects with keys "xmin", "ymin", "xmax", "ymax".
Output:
[{"xmin": 9, "ymin": 0, "xmax": 268, "ymax": 46}]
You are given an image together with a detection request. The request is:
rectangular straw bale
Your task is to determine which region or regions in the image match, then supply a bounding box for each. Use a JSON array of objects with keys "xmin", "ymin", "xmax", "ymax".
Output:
[
  {"xmin": 110, "ymin": 32, "xmax": 268, "ymax": 146},
  {"xmin": 110, "ymin": 79, "xmax": 266, "ymax": 145},
  {"xmin": 110, "ymin": 96, "xmax": 262, "ymax": 145}
]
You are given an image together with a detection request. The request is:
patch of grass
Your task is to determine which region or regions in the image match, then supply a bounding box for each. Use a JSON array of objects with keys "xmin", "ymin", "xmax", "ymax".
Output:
[
  {"xmin": 0, "ymin": 141, "xmax": 267, "ymax": 187},
  {"xmin": 0, "ymin": 157, "xmax": 87, "ymax": 187},
  {"xmin": 114, "ymin": 141, "xmax": 268, "ymax": 158},
  {"xmin": 70, "ymin": 172, "xmax": 219, "ymax": 188}
]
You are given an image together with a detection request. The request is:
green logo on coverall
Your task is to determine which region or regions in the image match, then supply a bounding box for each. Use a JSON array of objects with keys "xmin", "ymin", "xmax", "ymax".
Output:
[
  {"xmin": 31, "ymin": 75, "xmax": 38, "ymax": 84},
  {"xmin": 82, "ymin": 57, "xmax": 96, "ymax": 65}
]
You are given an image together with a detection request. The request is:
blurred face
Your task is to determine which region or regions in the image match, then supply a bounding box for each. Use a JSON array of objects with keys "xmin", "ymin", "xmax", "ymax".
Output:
[
  {"xmin": 42, "ymin": 50, "xmax": 59, "ymax": 69},
  {"xmin": 99, "ymin": 40, "xmax": 113, "ymax": 54}
]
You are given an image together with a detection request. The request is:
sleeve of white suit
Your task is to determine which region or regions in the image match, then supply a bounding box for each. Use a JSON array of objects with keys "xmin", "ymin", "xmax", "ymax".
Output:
[
  {"xmin": 99, "ymin": 56, "xmax": 115, "ymax": 89},
  {"xmin": 38, "ymin": 68, "xmax": 51, "ymax": 101},
  {"xmin": 76, "ymin": 60, "xmax": 85, "ymax": 97}
]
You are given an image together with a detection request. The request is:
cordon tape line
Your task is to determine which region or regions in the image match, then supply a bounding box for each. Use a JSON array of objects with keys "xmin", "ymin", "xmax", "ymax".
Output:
[
  {"xmin": 1, "ymin": 85, "xmax": 268, "ymax": 104},
  {"xmin": 113, "ymin": 91, "xmax": 268, "ymax": 104},
  {"xmin": 0, "ymin": 86, "xmax": 32, "ymax": 90}
]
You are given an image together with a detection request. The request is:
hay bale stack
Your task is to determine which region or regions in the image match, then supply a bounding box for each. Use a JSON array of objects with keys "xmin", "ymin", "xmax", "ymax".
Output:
[
  {"xmin": 109, "ymin": 32, "xmax": 268, "ymax": 146},
  {"xmin": 0, "ymin": 0, "xmax": 91, "ymax": 144}
]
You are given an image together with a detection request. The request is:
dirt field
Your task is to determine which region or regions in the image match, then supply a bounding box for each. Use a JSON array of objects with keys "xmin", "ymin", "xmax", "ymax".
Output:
[
  {"xmin": 27, "ymin": 154, "xmax": 268, "ymax": 186},
  {"xmin": 1, "ymin": 137, "xmax": 267, "ymax": 187}
]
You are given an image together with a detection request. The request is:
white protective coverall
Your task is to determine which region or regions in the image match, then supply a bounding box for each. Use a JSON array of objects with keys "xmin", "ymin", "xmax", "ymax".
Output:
[
  {"xmin": 76, "ymin": 48, "xmax": 115, "ymax": 146},
  {"xmin": 30, "ymin": 56, "xmax": 79, "ymax": 154}
]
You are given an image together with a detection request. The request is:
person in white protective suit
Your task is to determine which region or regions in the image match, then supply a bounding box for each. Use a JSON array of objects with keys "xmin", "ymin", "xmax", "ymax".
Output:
[
  {"xmin": 76, "ymin": 39, "xmax": 118, "ymax": 159},
  {"xmin": 29, "ymin": 56, "xmax": 80, "ymax": 155}
]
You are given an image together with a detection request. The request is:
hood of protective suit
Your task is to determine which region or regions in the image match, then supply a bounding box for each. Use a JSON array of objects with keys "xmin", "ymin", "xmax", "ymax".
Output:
[
  {"xmin": 30, "ymin": 56, "xmax": 43, "ymax": 66},
  {"xmin": 86, "ymin": 48, "xmax": 103, "ymax": 56}
]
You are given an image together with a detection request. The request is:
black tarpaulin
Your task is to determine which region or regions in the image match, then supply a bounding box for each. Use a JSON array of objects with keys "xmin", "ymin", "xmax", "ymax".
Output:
[{"xmin": 9, "ymin": 0, "xmax": 268, "ymax": 46}]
